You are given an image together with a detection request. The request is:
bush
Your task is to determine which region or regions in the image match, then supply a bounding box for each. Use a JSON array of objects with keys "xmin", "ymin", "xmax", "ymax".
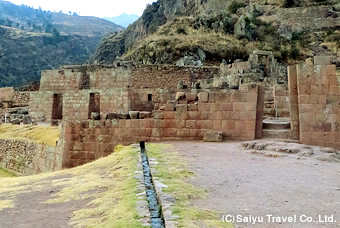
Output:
[
  {"xmin": 283, "ymin": 0, "xmax": 295, "ymax": 8},
  {"xmin": 228, "ymin": 1, "xmax": 247, "ymax": 14},
  {"xmin": 289, "ymin": 43, "xmax": 300, "ymax": 59},
  {"xmin": 176, "ymin": 27, "xmax": 187, "ymax": 35}
]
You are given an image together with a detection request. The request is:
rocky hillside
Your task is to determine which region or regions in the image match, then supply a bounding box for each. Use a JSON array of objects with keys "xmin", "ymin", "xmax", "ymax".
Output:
[
  {"xmin": 91, "ymin": 0, "xmax": 340, "ymax": 66},
  {"xmin": 0, "ymin": 0, "xmax": 123, "ymax": 87}
]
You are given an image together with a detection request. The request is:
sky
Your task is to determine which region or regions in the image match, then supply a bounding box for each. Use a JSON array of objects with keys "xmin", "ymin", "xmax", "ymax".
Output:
[{"xmin": 6, "ymin": 0, "xmax": 157, "ymax": 17}]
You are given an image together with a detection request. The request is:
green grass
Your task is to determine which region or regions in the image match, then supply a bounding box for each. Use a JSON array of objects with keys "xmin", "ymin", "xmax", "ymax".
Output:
[
  {"xmin": 147, "ymin": 143, "xmax": 233, "ymax": 227},
  {"xmin": 0, "ymin": 168, "xmax": 16, "ymax": 178}
]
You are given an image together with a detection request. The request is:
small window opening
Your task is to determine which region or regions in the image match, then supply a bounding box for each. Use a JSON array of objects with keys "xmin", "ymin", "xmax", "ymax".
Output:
[{"xmin": 148, "ymin": 94, "xmax": 152, "ymax": 101}]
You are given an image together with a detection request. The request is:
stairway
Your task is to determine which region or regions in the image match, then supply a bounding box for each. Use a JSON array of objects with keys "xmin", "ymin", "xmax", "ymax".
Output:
[{"xmin": 262, "ymin": 118, "xmax": 291, "ymax": 139}]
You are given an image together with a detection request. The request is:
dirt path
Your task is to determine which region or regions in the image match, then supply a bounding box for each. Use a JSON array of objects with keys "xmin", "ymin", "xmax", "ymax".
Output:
[
  {"xmin": 172, "ymin": 141, "xmax": 340, "ymax": 228},
  {"xmin": 0, "ymin": 175, "xmax": 90, "ymax": 228}
]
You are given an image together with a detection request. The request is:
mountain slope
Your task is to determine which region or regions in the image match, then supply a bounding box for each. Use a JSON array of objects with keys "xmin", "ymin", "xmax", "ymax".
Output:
[
  {"xmin": 91, "ymin": 0, "xmax": 340, "ymax": 65},
  {"xmin": 104, "ymin": 13, "xmax": 139, "ymax": 28},
  {"xmin": 0, "ymin": 0, "xmax": 124, "ymax": 35},
  {"xmin": 0, "ymin": 26, "xmax": 99, "ymax": 87},
  {"xmin": 0, "ymin": 0, "xmax": 124, "ymax": 87}
]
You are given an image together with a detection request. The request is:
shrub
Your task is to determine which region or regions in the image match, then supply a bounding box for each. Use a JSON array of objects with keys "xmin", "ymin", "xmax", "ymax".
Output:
[
  {"xmin": 289, "ymin": 43, "xmax": 300, "ymax": 59},
  {"xmin": 283, "ymin": 0, "xmax": 295, "ymax": 8},
  {"xmin": 228, "ymin": 1, "xmax": 247, "ymax": 14},
  {"xmin": 176, "ymin": 27, "xmax": 187, "ymax": 35}
]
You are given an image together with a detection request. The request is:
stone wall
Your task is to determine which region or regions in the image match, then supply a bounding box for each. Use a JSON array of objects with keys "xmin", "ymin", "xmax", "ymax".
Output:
[
  {"xmin": 0, "ymin": 87, "xmax": 15, "ymax": 101},
  {"xmin": 29, "ymin": 91, "xmax": 54, "ymax": 121},
  {"xmin": 213, "ymin": 50, "xmax": 287, "ymax": 90},
  {"xmin": 13, "ymin": 91, "xmax": 30, "ymax": 107},
  {"xmin": 289, "ymin": 57, "xmax": 340, "ymax": 149},
  {"xmin": 60, "ymin": 86, "xmax": 262, "ymax": 168},
  {"xmin": 30, "ymin": 64, "xmax": 220, "ymax": 122},
  {"xmin": 131, "ymin": 65, "xmax": 219, "ymax": 90},
  {"xmin": 277, "ymin": 6, "xmax": 340, "ymax": 36},
  {"xmin": 0, "ymin": 139, "xmax": 62, "ymax": 175}
]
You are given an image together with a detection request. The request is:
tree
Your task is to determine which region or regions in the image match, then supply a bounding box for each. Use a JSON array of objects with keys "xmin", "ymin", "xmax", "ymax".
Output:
[
  {"xmin": 52, "ymin": 28, "xmax": 60, "ymax": 39},
  {"xmin": 45, "ymin": 23, "xmax": 53, "ymax": 33},
  {"xmin": 5, "ymin": 18, "xmax": 12, "ymax": 27}
]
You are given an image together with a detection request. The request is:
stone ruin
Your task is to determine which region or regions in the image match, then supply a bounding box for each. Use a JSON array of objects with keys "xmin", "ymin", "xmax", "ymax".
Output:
[
  {"xmin": 1, "ymin": 52, "xmax": 339, "ymax": 174},
  {"xmin": 0, "ymin": 87, "xmax": 31, "ymax": 124}
]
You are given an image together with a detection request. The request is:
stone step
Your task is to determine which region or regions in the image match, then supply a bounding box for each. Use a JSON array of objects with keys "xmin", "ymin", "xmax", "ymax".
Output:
[
  {"xmin": 263, "ymin": 121, "xmax": 290, "ymax": 130},
  {"xmin": 262, "ymin": 129, "xmax": 290, "ymax": 139}
]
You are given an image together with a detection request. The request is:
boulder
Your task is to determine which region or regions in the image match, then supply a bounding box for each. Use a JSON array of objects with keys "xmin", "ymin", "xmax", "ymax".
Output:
[
  {"xmin": 32, "ymin": 119, "xmax": 37, "ymax": 125},
  {"xmin": 129, "ymin": 111, "xmax": 140, "ymax": 119},
  {"xmin": 203, "ymin": 131, "xmax": 223, "ymax": 142},
  {"xmin": 23, "ymin": 115, "xmax": 32, "ymax": 125},
  {"xmin": 10, "ymin": 118, "xmax": 20, "ymax": 125},
  {"xmin": 176, "ymin": 56, "xmax": 203, "ymax": 67},
  {"xmin": 175, "ymin": 92, "xmax": 185, "ymax": 101},
  {"xmin": 51, "ymin": 120, "xmax": 59, "ymax": 126},
  {"xmin": 140, "ymin": 111, "xmax": 152, "ymax": 119},
  {"xmin": 107, "ymin": 113, "xmax": 129, "ymax": 119},
  {"xmin": 91, "ymin": 112, "xmax": 101, "ymax": 120}
]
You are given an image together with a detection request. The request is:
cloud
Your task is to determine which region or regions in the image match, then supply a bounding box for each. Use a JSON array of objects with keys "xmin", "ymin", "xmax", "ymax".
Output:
[{"xmin": 7, "ymin": 0, "xmax": 157, "ymax": 17}]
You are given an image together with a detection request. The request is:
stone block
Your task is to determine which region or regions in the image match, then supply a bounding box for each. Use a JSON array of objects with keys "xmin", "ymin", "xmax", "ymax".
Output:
[
  {"xmin": 187, "ymin": 104, "xmax": 198, "ymax": 111},
  {"xmin": 10, "ymin": 119, "xmax": 20, "ymax": 125},
  {"xmin": 198, "ymin": 92, "xmax": 209, "ymax": 103},
  {"xmin": 164, "ymin": 111, "xmax": 175, "ymax": 119},
  {"xmin": 203, "ymin": 130, "xmax": 223, "ymax": 142},
  {"xmin": 140, "ymin": 112, "xmax": 152, "ymax": 119},
  {"xmin": 175, "ymin": 92, "xmax": 185, "ymax": 101},
  {"xmin": 165, "ymin": 104, "xmax": 175, "ymax": 111},
  {"xmin": 23, "ymin": 116, "xmax": 32, "ymax": 125},
  {"xmin": 91, "ymin": 112, "xmax": 100, "ymax": 120},
  {"xmin": 175, "ymin": 104, "xmax": 188, "ymax": 120},
  {"xmin": 129, "ymin": 111, "xmax": 140, "ymax": 119},
  {"xmin": 186, "ymin": 93, "xmax": 197, "ymax": 102},
  {"xmin": 107, "ymin": 113, "xmax": 129, "ymax": 119},
  {"xmin": 314, "ymin": 56, "xmax": 331, "ymax": 65},
  {"xmin": 153, "ymin": 111, "xmax": 164, "ymax": 119},
  {"xmin": 208, "ymin": 92, "xmax": 215, "ymax": 103}
]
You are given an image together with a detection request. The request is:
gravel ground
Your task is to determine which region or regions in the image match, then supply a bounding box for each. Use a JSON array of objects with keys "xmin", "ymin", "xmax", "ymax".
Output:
[{"xmin": 172, "ymin": 141, "xmax": 340, "ymax": 228}]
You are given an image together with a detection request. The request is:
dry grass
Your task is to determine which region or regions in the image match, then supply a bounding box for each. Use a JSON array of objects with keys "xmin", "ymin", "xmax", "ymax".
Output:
[
  {"xmin": 0, "ymin": 143, "xmax": 231, "ymax": 227},
  {"xmin": 123, "ymin": 17, "xmax": 256, "ymax": 64},
  {"xmin": 0, "ymin": 145, "xmax": 142, "ymax": 227},
  {"xmin": 0, "ymin": 124, "xmax": 60, "ymax": 146}
]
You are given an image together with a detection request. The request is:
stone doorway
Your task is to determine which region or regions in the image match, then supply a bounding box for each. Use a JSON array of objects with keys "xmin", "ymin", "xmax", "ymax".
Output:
[
  {"xmin": 88, "ymin": 93, "xmax": 100, "ymax": 119},
  {"xmin": 52, "ymin": 94, "xmax": 63, "ymax": 120}
]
